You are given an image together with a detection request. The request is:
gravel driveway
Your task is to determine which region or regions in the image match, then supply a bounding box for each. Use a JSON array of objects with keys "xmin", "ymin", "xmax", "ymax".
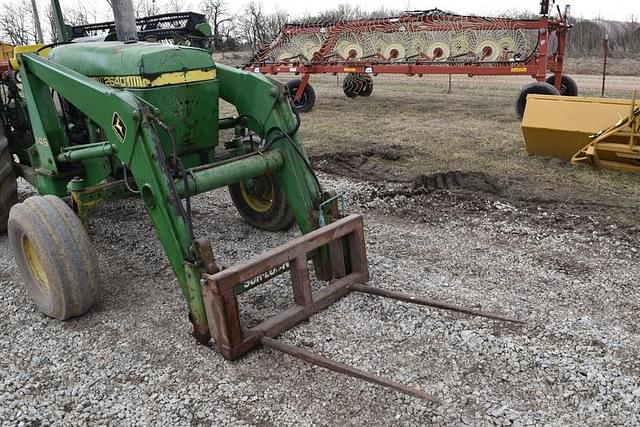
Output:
[{"xmin": 1, "ymin": 174, "xmax": 639, "ymax": 426}]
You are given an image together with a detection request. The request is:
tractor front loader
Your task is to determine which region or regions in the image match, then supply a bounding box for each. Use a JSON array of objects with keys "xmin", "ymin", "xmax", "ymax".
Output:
[
  {"xmin": 0, "ymin": 1, "xmax": 525, "ymax": 402},
  {"xmin": 3, "ymin": 41, "xmax": 329, "ymax": 338}
]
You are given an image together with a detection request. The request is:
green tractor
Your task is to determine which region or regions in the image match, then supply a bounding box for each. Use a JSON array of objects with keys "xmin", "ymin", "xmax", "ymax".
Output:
[
  {"xmin": 0, "ymin": 0, "xmax": 345, "ymax": 343},
  {"xmin": 1, "ymin": 1, "xmax": 523, "ymax": 401}
]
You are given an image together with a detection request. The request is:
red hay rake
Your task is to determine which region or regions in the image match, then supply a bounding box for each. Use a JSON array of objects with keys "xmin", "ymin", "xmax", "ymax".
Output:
[{"xmin": 243, "ymin": 2, "xmax": 576, "ymax": 117}]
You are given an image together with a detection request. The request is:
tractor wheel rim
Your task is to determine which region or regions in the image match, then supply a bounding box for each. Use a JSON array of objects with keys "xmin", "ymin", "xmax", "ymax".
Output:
[
  {"xmin": 240, "ymin": 176, "xmax": 275, "ymax": 213},
  {"xmin": 22, "ymin": 235, "xmax": 50, "ymax": 290}
]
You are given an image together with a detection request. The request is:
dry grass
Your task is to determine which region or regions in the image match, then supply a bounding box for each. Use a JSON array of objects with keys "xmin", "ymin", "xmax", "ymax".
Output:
[
  {"xmin": 564, "ymin": 56, "xmax": 640, "ymax": 77},
  {"xmin": 219, "ymin": 65, "xmax": 640, "ymax": 210},
  {"xmin": 266, "ymin": 73, "xmax": 640, "ymax": 209}
]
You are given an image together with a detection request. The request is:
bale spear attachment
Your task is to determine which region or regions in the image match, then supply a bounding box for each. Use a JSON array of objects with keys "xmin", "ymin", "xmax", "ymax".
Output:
[{"xmin": 200, "ymin": 214, "xmax": 524, "ymax": 401}]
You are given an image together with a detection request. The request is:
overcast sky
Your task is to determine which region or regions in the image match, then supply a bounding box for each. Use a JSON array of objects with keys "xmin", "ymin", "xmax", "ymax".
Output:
[{"xmin": 32, "ymin": 0, "xmax": 640, "ymax": 22}]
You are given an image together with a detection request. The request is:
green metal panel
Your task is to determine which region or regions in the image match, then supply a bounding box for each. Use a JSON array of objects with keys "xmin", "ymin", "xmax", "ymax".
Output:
[
  {"xmin": 131, "ymin": 81, "xmax": 219, "ymax": 166},
  {"xmin": 216, "ymin": 64, "xmax": 331, "ymax": 278},
  {"xmin": 48, "ymin": 42, "xmax": 215, "ymax": 78},
  {"xmin": 216, "ymin": 64, "xmax": 321, "ymax": 233}
]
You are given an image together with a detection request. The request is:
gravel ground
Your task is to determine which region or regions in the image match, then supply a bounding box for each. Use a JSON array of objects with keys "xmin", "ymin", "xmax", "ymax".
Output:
[{"xmin": 1, "ymin": 173, "xmax": 639, "ymax": 426}]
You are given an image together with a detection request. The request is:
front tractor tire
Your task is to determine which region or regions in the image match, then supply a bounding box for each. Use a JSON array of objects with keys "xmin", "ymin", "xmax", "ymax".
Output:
[
  {"xmin": 515, "ymin": 81, "xmax": 561, "ymax": 119},
  {"xmin": 229, "ymin": 174, "xmax": 295, "ymax": 232},
  {"xmin": 287, "ymin": 79, "xmax": 316, "ymax": 113},
  {"xmin": 8, "ymin": 196, "xmax": 100, "ymax": 320},
  {"xmin": 0, "ymin": 121, "xmax": 18, "ymax": 233}
]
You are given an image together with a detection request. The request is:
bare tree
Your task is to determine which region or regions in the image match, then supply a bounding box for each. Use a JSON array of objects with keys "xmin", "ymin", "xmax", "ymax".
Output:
[
  {"xmin": 66, "ymin": 4, "xmax": 99, "ymax": 25},
  {"xmin": 239, "ymin": 2, "xmax": 288, "ymax": 52},
  {"xmin": 238, "ymin": 2, "xmax": 264, "ymax": 51},
  {"xmin": 45, "ymin": 2, "xmax": 100, "ymax": 42},
  {"xmin": 265, "ymin": 8, "xmax": 288, "ymax": 39},
  {"xmin": 165, "ymin": 0, "xmax": 184, "ymax": 13},
  {"xmin": 201, "ymin": 0, "xmax": 232, "ymax": 49},
  {"xmin": 46, "ymin": 4, "xmax": 60, "ymax": 41},
  {"xmin": 306, "ymin": 4, "xmax": 365, "ymax": 22},
  {"xmin": 0, "ymin": 0, "xmax": 39, "ymax": 45},
  {"xmin": 301, "ymin": 5, "xmax": 402, "ymax": 23},
  {"xmin": 134, "ymin": 0, "xmax": 161, "ymax": 17}
]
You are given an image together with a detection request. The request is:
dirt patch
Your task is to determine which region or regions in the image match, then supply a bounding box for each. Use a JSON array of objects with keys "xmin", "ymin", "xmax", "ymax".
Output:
[
  {"xmin": 311, "ymin": 145, "xmax": 406, "ymax": 180},
  {"xmin": 312, "ymin": 145, "xmax": 499, "ymax": 195},
  {"xmin": 335, "ymin": 167, "xmax": 640, "ymax": 244},
  {"xmin": 361, "ymin": 171, "xmax": 499, "ymax": 202},
  {"xmin": 411, "ymin": 171, "xmax": 498, "ymax": 193}
]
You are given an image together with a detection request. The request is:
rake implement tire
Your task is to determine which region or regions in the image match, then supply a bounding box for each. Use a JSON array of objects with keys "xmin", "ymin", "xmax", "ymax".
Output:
[
  {"xmin": 545, "ymin": 74, "xmax": 578, "ymax": 97},
  {"xmin": 8, "ymin": 195, "xmax": 100, "ymax": 320},
  {"xmin": 515, "ymin": 82, "xmax": 560, "ymax": 119},
  {"xmin": 0, "ymin": 121, "xmax": 18, "ymax": 234},
  {"xmin": 359, "ymin": 75, "xmax": 374, "ymax": 97},
  {"xmin": 229, "ymin": 174, "xmax": 295, "ymax": 232},
  {"xmin": 342, "ymin": 73, "xmax": 359, "ymax": 98},
  {"xmin": 287, "ymin": 79, "xmax": 316, "ymax": 113}
]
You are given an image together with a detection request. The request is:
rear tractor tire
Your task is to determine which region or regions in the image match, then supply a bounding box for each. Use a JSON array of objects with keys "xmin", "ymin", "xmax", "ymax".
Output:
[
  {"xmin": 229, "ymin": 174, "xmax": 295, "ymax": 232},
  {"xmin": 515, "ymin": 81, "xmax": 560, "ymax": 119},
  {"xmin": 545, "ymin": 74, "xmax": 578, "ymax": 97},
  {"xmin": 8, "ymin": 195, "xmax": 100, "ymax": 320},
  {"xmin": 287, "ymin": 79, "xmax": 316, "ymax": 113},
  {"xmin": 0, "ymin": 120, "xmax": 18, "ymax": 233}
]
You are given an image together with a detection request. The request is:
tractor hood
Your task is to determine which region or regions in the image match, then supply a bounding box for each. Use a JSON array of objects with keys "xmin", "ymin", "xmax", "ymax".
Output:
[{"xmin": 48, "ymin": 41, "xmax": 216, "ymax": 88}]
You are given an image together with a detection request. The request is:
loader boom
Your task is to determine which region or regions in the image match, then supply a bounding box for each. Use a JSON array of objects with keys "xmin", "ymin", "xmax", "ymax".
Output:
[{"xmin": 15, "ymin": 47, "xmax": 327, "ymax": 342}]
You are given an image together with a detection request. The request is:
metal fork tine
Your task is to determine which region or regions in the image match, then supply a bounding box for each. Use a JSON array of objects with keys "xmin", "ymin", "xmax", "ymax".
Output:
[
  {"xmin": 260, "ymin": 336, "xmax": 439, "ymax": 403},
  {"xmin": 351, "ymin": 283, "xmax": 525, "ymax": 324}
]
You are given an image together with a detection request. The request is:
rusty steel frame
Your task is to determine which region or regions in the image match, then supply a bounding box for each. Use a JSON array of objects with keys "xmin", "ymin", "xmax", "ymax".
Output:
[
  {"xmin": 244, "ymin": 11, "xmax": 571, "ymax": 102},
  {"xmin": 201, "ymin": 214, "xmax": 523, "ymax": 401}
]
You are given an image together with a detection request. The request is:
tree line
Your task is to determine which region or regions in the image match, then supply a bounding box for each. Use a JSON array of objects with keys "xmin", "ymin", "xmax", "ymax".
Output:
[{"xmin": 1, "ymin": 1, "xmax": 638, "ymax": 57}]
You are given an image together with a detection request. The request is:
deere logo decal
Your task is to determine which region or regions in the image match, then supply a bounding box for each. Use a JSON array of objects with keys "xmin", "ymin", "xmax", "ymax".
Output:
[{"xmin": 112, "ymin": 112, "xmax": 127, "ymax": 143}]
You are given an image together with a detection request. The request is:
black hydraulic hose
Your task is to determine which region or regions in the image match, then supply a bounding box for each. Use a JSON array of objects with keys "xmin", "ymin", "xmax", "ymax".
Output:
[
  {"xmin": 264, "ymin": 126, "xmax": 322, "ymax": 194},
  {"xmin": 149, "ymin": 119, "xmax": 195, "ymax": 240}
]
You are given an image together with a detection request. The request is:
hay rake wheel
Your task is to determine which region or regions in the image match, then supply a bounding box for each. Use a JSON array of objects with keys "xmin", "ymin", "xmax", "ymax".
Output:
[
  {"xmin": 359, "ymin": 74, "xmax": 373, "ymax": 97},
  {"xmin": 343, "ymin": 73, "xmax": 373, "ymax": 98}
]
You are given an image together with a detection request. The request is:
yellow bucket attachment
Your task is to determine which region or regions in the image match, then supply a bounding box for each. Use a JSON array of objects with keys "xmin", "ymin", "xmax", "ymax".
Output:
[
  {"xmin": 9, "ymin": 44, "xmax": 49, "ymax": 70},
  {"xmin": 0, "ymin": 42, "xmax": 14, "ymax": 62},
  {"xmin": 521, "ymin": 94, "xmax": 640, "ymax": 172}
]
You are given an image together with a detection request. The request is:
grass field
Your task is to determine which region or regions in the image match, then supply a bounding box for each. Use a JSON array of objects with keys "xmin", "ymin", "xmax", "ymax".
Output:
[
  {"xmin": 254, "ymin": 72, "xmax": 640, "ymax": 216},
  {"xmin": 218, "ymin": 53, "xmax": 640, "ymax": 213}
]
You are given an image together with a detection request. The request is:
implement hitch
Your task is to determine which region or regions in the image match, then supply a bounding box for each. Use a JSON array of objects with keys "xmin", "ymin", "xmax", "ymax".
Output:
[{"xmin": 201, "ymin": 214, "xmax": 524, "ymax": 402}]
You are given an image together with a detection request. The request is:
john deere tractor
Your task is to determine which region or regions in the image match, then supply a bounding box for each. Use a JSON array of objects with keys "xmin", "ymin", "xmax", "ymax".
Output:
[{"xmin": 0, "ymin": 1, "xmax": 341, "ymax": 343}]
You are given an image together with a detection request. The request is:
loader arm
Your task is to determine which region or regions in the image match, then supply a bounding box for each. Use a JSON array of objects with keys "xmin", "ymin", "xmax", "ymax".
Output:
[
  {"xmin": 216, "ymin": 65, "xmax": 334, "ymax": 280},
  {"xmin": 18, "ymin": 52, "xmax": 209, "ymax": 340},
  {"xmin": 216, "ymin": 64, "xmax": 323, "ymax": 234}
]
